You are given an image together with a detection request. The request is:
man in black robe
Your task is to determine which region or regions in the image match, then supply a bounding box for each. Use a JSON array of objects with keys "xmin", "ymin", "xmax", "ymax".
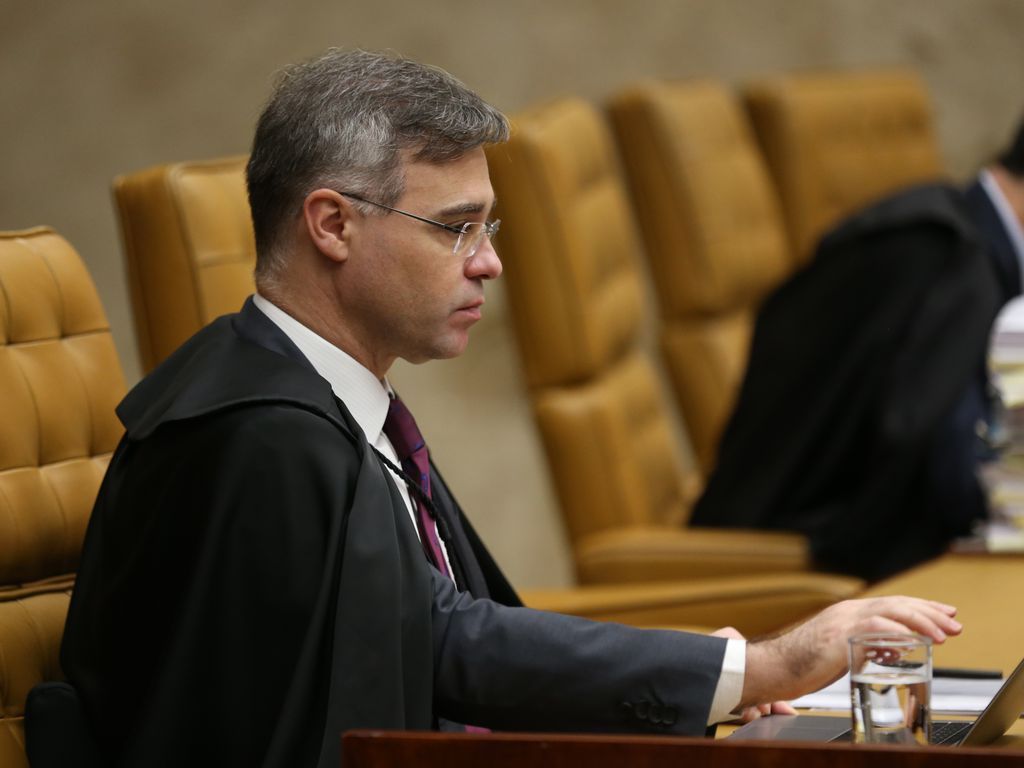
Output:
[
  {"xmin": 59, "ymin": 49, "xmax": 961, "ymax": 768},
  {"xmin": 693, "ymin": 118, "xmax": 1024, "ymax": 581}
]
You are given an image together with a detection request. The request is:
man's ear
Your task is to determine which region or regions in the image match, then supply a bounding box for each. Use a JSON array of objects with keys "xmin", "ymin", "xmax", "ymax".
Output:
[{"xmin": 303, "ymin": 189, "xmax": 355, "ymax": 264}]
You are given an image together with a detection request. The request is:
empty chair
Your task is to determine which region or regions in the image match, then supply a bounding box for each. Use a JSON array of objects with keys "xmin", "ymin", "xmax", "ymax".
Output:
[
  {"xmin": 744, "ymin": 69, "xmax": 946, "ymax": 261},
  {"xmin": 609, "ymin": 79, "xmax": 793, "ymax": 475},
  {"xmin": 485, "ymin": 96, "xmax": 861, "ymax": 594},
  {"xmin": 113, "ymin": 156, "xmax": 255, "ymax": 373},
  {"xmin": 0, "ymin": 227, "xmax": 126, "ymax": 767}
]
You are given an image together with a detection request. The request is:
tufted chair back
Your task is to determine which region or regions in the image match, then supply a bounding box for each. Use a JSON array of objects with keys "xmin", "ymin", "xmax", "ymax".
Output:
[
  {"xmin": 487, "ymin": 98, "xmax": 689, "ymax": 540},
  {"xmin": 0, "ymin": 227, "xmax": 125, "ymax": 767},
  {"xmin": 744, "ymin": 69, "xmax": 945, "ymax": 262},
  {"xmin": 608, "ymin": 80, "xmax": 793, "ymax": 475},
  {"xmin": 113, "ymin": 156, "xmax": 255, "ymax": 373},
  {"xmin": 486, "ymin": 98, "xmax": 827, "ymax": 585}
]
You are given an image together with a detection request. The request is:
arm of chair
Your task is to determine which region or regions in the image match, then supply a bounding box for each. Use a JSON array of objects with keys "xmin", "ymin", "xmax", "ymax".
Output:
[
  {"xmin": 519, "ymin": 572, "xmax": 862, "ymax": 637},
  {"xmin": 573, "ymin": 526, "xmax": 824, "ymax": 585}
]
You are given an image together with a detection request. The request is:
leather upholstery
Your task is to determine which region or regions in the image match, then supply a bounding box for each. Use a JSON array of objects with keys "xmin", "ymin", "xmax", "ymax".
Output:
[
  {"xmin": 487, "ymin": 99, "xmax": 685, "ymax": 535},
  {"xmin": 113, "ymin": 156, "xmax": 256, "ymax": 372},
  {"xmin": 744, "ymin": 69, "xmax": 945, "ymax": 261},
  {"xmin": 609, "ymin": 80, "xmax": 792, "ymax": 475},
  {"xmin": 486, "ymin": 98, "xmax": 860, "ymax": 595},
  {"xmin": 0, "ymin": 227, "xmax": 125, "ymax": 768}
]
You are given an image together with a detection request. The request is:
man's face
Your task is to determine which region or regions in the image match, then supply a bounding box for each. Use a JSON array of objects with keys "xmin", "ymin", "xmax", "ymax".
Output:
[{"xmin": 341, "ymin": 147, "xmax": 502, "ymax": 373}]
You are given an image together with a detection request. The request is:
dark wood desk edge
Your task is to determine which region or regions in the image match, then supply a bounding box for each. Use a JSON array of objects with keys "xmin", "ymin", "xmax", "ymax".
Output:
[{"xmin": 342, "ymin": 729, "xmax": 1024, "ymax": 767}]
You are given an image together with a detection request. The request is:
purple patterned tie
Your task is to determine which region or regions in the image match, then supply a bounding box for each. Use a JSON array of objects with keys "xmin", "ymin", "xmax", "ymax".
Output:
[{"xmin": 383, "ymin": 396, "xmax": 452, "ymax": 578}]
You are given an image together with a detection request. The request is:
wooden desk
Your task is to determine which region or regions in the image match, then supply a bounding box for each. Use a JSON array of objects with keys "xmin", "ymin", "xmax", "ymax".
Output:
[
  {"xmin": 862, "ymin": 554, "xmax": 1024, "ymax": 673},
  {"xmin": 343, "ymin": 730, "xmax": 1023, "ymax": 767}
]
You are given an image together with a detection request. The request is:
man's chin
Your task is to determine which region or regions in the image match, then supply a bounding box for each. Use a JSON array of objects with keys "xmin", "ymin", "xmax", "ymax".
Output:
[
  {"xmin": 436, "ymin": 336, "xmax": 471, "ymax": 360},
  {"xmin": 402, "ymin": 333, "xmax": 471, "ymax": 364}
]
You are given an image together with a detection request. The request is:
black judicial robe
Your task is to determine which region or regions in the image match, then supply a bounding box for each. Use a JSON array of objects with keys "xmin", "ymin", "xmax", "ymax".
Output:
[
  {"xmin": 62, "ymin": 299, "xmax": 727, "ymax": 768},
  {"xmin": 691, "ymin": 183, "xmax": 1020, "ymax": 581}
]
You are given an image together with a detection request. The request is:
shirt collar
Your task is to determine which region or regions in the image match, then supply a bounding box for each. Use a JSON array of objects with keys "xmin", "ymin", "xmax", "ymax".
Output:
[
  {"xmin": 979, "ymin": 168, "xmax": 1024, "ymax": 293},
  {"xmin": 251, "ymin": 293, "xmax": 391, "ymax": 443}
]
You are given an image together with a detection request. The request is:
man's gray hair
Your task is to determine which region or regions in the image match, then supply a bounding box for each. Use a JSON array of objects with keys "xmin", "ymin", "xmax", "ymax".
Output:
[{"xmin": 246, "ymin": 49, "xmax": 509, "ymax": 281}]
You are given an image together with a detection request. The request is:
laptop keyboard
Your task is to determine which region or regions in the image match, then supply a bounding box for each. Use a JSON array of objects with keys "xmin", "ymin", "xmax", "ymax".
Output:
[{"xmin": 931, "ymin": 720, "xmax": 971, "ymax": 745}]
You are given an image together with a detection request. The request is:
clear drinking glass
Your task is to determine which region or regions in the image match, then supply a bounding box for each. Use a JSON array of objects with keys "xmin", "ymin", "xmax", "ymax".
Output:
[{"xmin": 849, "ymin": 633, "xmax": 932, "ymax": 745}]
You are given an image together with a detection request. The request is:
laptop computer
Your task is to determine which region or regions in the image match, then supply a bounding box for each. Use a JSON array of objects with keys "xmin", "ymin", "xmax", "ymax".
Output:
[{"xmin": 729, "ymin": 655, "xmax": 1024, "ymax": 746}]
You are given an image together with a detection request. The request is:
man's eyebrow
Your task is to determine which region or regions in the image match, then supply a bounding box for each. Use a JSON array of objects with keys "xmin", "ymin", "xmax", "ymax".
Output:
[{"xmin": 436, "ymin": 198, "xmax": 499, "ymax": 218}]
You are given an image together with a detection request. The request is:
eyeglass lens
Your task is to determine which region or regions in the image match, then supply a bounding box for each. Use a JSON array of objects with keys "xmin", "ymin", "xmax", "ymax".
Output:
[{"xmin": 456, "ymin": 221, "xmax": 500, "ymax": 258}]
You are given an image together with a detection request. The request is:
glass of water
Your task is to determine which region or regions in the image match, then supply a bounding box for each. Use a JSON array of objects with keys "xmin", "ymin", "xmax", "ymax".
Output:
[{"xmin": 849, "ymin": 633, "xmax": 932, "ymax": 745}]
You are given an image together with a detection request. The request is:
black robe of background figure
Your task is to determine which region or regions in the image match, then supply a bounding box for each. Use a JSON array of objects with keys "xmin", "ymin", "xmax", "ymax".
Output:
[{"xmin": 691, "ymin": 182, "xmax": 1022, "ymax": 581}]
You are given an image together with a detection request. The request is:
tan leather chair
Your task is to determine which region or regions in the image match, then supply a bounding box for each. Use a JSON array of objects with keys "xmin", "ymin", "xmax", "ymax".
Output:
[
  {"xmin": 744, "ymin": 69, "xmax": 946, "ymax": 262},
  {"xmin": 608, "ymin": 80, "xmax": 793, "ymax": 475},
  {"xmin": 485, "ymin": 97, "xmax": 862, "ymax": 597},
  {"xmin": 113, "ymin": 155, "xmax": 255, "ymax": 373},
  {"xmin": 0, "ymin": 227, "xmax": 126, "ymax": 767}
]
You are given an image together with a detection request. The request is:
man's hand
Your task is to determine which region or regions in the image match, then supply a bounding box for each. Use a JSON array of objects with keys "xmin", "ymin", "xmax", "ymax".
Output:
[{"xmin": 740, "ymin": 596, "xmax": 960, "ymax": 709}]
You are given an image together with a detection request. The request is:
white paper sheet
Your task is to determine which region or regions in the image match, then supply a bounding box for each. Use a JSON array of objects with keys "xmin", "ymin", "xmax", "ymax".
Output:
[{"xmin": 791, "ymin": 672, "xmax": 1003, "ymax": 714}]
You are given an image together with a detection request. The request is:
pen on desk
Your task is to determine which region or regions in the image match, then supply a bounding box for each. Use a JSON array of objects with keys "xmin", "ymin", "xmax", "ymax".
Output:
[{"xmin": 933, "ymin": 667, "xmax": 1003, "ymax": 680}]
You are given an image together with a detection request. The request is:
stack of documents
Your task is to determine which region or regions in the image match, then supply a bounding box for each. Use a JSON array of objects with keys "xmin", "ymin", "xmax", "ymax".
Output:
[
  {"xmin": 975, "ymin": 442, "xmax": 1024, "ymax": 551},
  {"xmin": 992, "ymin": 297, "xmax": 1024, "ymax": 369},
  {"xmin": 976, "ymin": 303, "xmax": 1024, "ymax": 546}
]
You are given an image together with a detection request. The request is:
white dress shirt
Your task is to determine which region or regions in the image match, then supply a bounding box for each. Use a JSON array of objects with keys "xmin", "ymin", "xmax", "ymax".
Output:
[
  {"xmin": 979, "ymin": 169, "xmax": 1024, "ymax": 284},
  {"xmin": 251, "ymin": 292, "xmax": 744, "ymax": 724}
]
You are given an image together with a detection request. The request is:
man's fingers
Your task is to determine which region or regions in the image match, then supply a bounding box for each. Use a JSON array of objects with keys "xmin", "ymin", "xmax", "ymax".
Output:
[
  {"xmin": 737, "ymin": 701, "xmax": 796, "ymax": 722},
  {"xmin": 772, "ymin": 700, "xmax": 798, "ymax": 715},
  {"xmin": 861, "ymin": 598, "xmax": 962, "ymax": 642},
  {"xmin": 924, "ymin": 599, "xmax": 957, "ymax": 616},
  {"xmin": 859, "ymin": 613, "xmax": 951, "ymax": 643},
  {"xmin": 743, "ymin": 704, "xmax": 771, "ymax": 722}
]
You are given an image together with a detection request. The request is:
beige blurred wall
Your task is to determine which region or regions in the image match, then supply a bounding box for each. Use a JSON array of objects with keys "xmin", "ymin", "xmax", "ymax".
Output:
[{"xmin": 2, "ymin": 0, "xmax": 1023, "ymax": 589}]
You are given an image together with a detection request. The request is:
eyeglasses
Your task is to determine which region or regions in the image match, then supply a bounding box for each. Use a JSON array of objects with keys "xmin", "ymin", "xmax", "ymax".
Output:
[{"xmin": 340, "ymin": 192, "xmax": 500, "ymax": 259}]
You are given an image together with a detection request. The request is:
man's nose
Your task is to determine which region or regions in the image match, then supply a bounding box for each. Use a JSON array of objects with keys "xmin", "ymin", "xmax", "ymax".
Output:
[{"xmin": 466, "ymin": 237, "xmax": 502, "ymax": 280}]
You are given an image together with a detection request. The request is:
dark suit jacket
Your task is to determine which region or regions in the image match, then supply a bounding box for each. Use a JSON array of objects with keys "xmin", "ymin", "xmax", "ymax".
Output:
[
  {"xmin": 691, "ymin": 182, "xmax": 1021, "ymax": 581},
  {"xmin": 61, "ymin": 299, "xmax": 727, "ymax": 768}
]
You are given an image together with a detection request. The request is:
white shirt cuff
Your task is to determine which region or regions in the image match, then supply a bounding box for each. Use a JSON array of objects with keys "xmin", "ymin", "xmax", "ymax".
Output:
[{"xmin": 707, "ymin": 638, "xmax": 746, "ymax": 725}]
